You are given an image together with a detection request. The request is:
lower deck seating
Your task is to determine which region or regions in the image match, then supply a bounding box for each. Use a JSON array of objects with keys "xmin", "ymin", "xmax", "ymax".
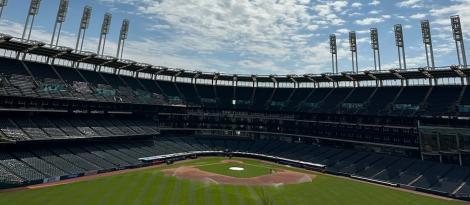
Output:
[{"xmin": 0, "ymin": 136, "xmax": 468, "ymax": 197}]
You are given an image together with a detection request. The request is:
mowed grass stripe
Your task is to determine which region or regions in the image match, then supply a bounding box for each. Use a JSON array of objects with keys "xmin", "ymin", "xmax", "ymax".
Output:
[
  {"xmin": 192, "ymin": 182, "xmax": 206, "ymax": 205},
  {"xmin": 148, "ymin": 173, "xmax": 171, "ymax": 205},
  {"xmin": 130, "ymin": 171, "xmax": 162, "ymax": 205},
  {"xmin": 186, "ymin": 179, "xmax": 196, "ymax": 205},
  {"xmin": 104, "ymin": 172, "xmax": 148, "ymax": 205},
  {"xmin": 234, "ymin": 186, "xmax": 250, "ymax": 205},
  {"xmin": 245, "ymin": 186, "xmax": 262, "ymax": 205},
  {"xmin": 157, "ymin": 175, "xmax": 178, "ymax": 204},
  {"xmin": 69, "ymin": 177, "xmax": 117, "ymax": 205},
  {"xmin": 91, "ymin": 173, "xmax": 136, "ymax": 205},
  {"xmin": 224, "ymin": 185, "xmax": 243, "ymax": 205},
  {"xmin": 167, "ymin": 178, "xmax": 184, "ymax": 205},
  {"xmin": 173, "ymin": 179, "xmax": 191, "ymax": 205},
  {"xmin": 210, "ymin": 184, "xmax": 224, "ymax": 205},
  {"xmin": 116, "ymin": 171, "xmax": 157, "ymax": 205},
  {"xmin": 159, "ymin": 174, "xmax": 179, "ymax": 204}
]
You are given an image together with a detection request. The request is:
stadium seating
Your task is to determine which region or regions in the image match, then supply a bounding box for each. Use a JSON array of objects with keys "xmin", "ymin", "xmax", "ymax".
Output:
[
  {"xmin": 0, "ymin": 136, "xmax": 467, "ymax": 197},
  {"xmin": 215, "ymin": 85, "xmax": 234, "ymax": 109},
  {"xmin": 429, "ymin": 166, "xmax": 470, "ymax": 194},
  {"xmin": 3, "ymin": 57, "xmax": 470, "ymax": 118},
  {"xmin": 0, "ymin": 152, "xmax": 45, "ymax": 181},
  {"xmin": 177, "ymin": 83, "xmax": 200, "ymax": 106},
  {"xmin": 389, "ymin": 160, "xmax": 434, "ymax": 185},
  {"xmin": 196, "ymin": 84, "xmax": 217, "ymax": 106},
  {"xmin": 299, "ymin": 88, "xmax": 331, "ymax": 111},
  {"xmin": 391, "ymin": 86, "xmax": 430, "ymax": 116},
  {"xmin": 456, "ymin": 177, "xmax": 470, "ymax": 198},
  {"xmin": 285, "ymin": 88, "xmax": 312, "ymax": 111},
  {"xmin": 2, "ymin": 55, "xmax": 470, "ymax": 201},
  {"xmin": 234, "ymin": 86, "xmax": 254, "ymax": 109},
  {"xmin": 421, "ymin": 86, "xmax": 461, "ymax": 116},
  {"xmin": 319, "ymin": 88, "xmax": 353, "ymax": 113},
  {"xmin": 411, "ymin": 164, "xmax": 455, "ymax": 191}
]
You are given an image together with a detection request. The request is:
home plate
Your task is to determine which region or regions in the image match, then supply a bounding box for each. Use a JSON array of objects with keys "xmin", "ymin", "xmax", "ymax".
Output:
[{"xmin": 229, "ymin": 167, "xmax": 244, "ymax": 171}]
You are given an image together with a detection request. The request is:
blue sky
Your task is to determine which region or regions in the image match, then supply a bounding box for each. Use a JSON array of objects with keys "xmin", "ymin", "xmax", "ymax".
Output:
[{"xmin": 0, "ymin": 0, "xmax": 469, "ymax": 75}]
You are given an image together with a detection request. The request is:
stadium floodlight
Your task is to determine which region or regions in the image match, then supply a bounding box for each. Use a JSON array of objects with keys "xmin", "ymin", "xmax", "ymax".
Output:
[
  {"xmin": 101, "ymin": 13, "xmax": 112, "ymax": 35},
  {"xmin": 0, "ymin": 0, "xmax": 8, "ymax": 19},
  {"xmin": 116, "ymin": 19, "xmax": 130, "ymax": 59},
  {"xmin": 421, "ymin": 20, "xmax": 435, "ymax": 69},
  {"xmin": 51, "ymin": 0, "xmax": 69, "ymax": 47},
  {"xmin": 451, "ymin": 15, "xmax": 467, "ymax": 68},
  {"xmin": 394, "ymin": 24, "xmax": 407, "ymax": 69},
  {"xmin": 97, "ymin": 13, "xmax": 112, "ymax": 55},
  {"xmin": 21, "ymin": 0, "xmax": 41, "ymax": 41},
  {"xmin": 28, "ymin": 0, "xmax": 41, "ymax": 15},
  {"xmin": 370, "ymin": 28, "xmax": 381, "ymax": 71},
  {"xmin": 75, "ymin": 6, "xmax": 92, "ymax": 52},
  {"xmin": 329, "ymin": 34, "xmax": 338, "ymax": 74},
  {"xmin": 349, "ymin": 31, "xmax": 358, "ymax": 73}
]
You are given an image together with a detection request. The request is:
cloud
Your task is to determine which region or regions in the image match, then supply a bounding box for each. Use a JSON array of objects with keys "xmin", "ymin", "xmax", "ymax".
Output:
[
  {"xmin": 336, "ymin": 28, "xmax": 350, "ymax": 35},
  {"xmin": 351, "ymin": 2, "xmax": 363, "ymax": 8},
  {"xmin": 397, "ymin": 0, "xmax": 424, "ymax": 8},
  {"xmin": 410, "ymin": 13, "xmax": 427, "ymax": 19},
  {"xmin": 369, "ymin": 0, "xmax": 380, "ymax": 6},
  {"xmin": 92, "ymin": 0, "xmax": 352, "ymax": 74},
  {"xmin": 355, "ymin": 17, "xmax": 385, "ymax": 26},
  {"xmin": 26, "ymin": 0, "xmax": 463, "ymax": 75}
]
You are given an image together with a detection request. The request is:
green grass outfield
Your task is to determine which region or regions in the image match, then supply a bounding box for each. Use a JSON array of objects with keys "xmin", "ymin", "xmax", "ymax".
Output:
[{"xmin": 0, "ymin": 157, "xmax": 468, "ymax": 205}]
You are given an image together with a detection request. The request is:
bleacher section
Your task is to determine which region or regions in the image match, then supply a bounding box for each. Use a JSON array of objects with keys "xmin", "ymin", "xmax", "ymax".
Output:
[{"xmin": 0, "ymin": 115, "xmax": 159, "ymax": 142}]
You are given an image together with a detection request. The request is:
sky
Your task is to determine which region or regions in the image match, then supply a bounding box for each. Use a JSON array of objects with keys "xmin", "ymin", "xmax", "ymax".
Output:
[{"xmin": 0, "ymin": 0, "xmax": 469, "ymax": 75}]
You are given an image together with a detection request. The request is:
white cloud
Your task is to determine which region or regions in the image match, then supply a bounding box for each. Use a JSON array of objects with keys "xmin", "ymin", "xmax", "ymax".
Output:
[
  {"xmin": 336, "ymin": 28, "xmax": 350, "ymax": 35},
  {"xmin": 351, "ymin": 2, "xmax": 363, "ymax": 8},
  {"xmin": 430, "ymin": 1, "xmax": 470, "ymax": 34},
  {"xmin": 397, "ymin": 0, "xmax": 424, "ymax": 8},
  {"xmin": 355, "ymin": 17, "xmax": 385, "ymax": 26},
  {"xmin": 410, "ymin": 13, "xmax": 427, "ymax": 19},
  {"xmin": 369, "ymin": 0, "xmax": 380, "ymax": 6}
]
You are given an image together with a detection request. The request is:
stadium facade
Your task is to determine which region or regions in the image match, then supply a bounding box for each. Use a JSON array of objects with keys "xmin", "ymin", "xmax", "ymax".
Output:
[{"xmin": 0, "ymin": 0, "xmax": 470, "ymax": 201}]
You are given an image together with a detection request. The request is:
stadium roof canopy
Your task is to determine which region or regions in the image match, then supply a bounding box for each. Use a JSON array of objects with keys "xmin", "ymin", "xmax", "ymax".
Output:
[{"xmin": 0, "ymin": 34, "xmax": 467, "ymax": 84}]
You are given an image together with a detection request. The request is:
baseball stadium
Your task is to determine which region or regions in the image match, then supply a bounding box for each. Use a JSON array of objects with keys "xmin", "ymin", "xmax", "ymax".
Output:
[{"xmin": 0, "ymin": 0, "xmax": 470, "ymax": 205}]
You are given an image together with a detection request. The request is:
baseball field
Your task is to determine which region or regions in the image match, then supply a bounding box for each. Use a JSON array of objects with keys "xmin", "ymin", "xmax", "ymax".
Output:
[{"xmin": 0, "ymin": 157, "xmax": 467, "ymax": 205}]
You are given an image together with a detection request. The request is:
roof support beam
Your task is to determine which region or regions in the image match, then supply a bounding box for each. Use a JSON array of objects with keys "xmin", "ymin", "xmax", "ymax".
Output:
[
  {"xmin": 77, "ymin": 54, "xmax": 96, "ymax": 62},
  {"xmin": 99, "ymin": 58, "xmax": 116, "ymax": 66}
]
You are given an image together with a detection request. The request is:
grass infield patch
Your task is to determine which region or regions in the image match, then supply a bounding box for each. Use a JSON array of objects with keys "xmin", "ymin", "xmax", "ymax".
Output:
[{"xmin": 197, "ymin": 161, "xmax": 276, "ymax": 178}]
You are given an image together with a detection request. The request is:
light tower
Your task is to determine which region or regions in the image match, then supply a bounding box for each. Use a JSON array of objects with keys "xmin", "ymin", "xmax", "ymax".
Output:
[
  {"xmin": 370, "ymin": 28, "xmax": 381, "ymax": 71},
  {"xmin": 421, "ymin": 20, "xmax": 435, "ymax": 69},
  {"xmin": 451, "ymin": 15, "xmax": 467, "ymax": 68},
  {"xmin": 75, "ymin": 6, "xmax": 92, "ymax": 52},
  {"xmin": 97, "ymin": 13, "xmax": 112, "ymax": 55},
  {"xmin": 51, "ymin": 0, "xmax": 69, "ymax": 47},
  {"xmin": 21, "ymin": 0, "xmax": 41, "ymax": 41},
  {"xmin": 349, "ymin": 31, "xmax": 358, "ymax": 73},
  {"xmin": 116, "ymin": 19, "xmax": 129, "ymax": 59},
  {"xmin": 394, "ymin": 24, "xmax": 407, "ymax": 69},
  {"xmin": 0, "ymin": 0, "xmax": 8, "ymax": 20},
  {"xmin": 330, "ymin": 34, "xmax": 338, "ymax": 74}
]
